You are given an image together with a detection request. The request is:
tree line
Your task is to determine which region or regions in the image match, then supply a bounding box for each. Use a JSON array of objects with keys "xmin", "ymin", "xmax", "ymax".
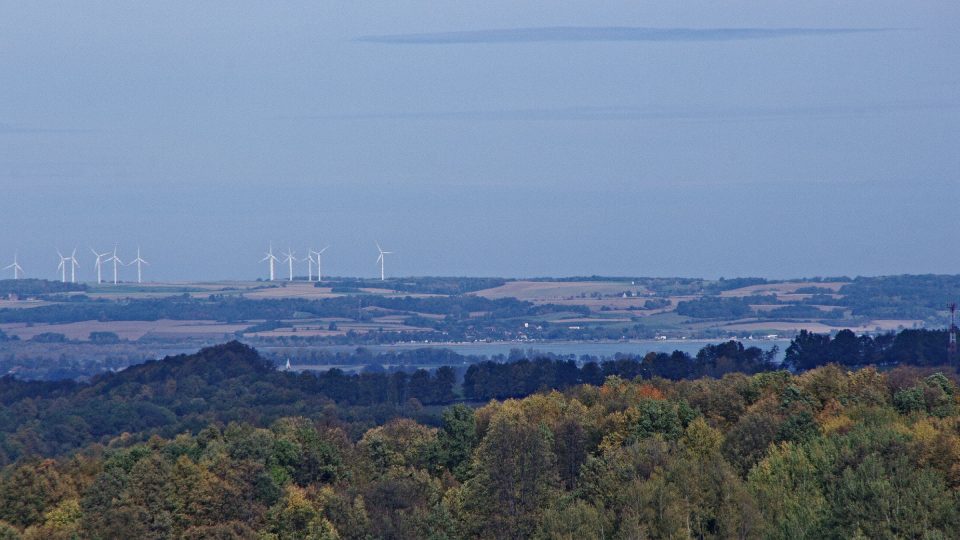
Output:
[
  {"xmin": 0, "ymin": 279, "xmax": 85, "ymax": 297},
  {"xmin": 0, "ymin": 340, "xmax": 775, "ymax": 464},
  {"xmin": 784, "ymin": 328, "xmax": 952, "ymax": 370},
  {"xmin": 463, "ymin": 340, "xmax": 778, "ymax": 400}
]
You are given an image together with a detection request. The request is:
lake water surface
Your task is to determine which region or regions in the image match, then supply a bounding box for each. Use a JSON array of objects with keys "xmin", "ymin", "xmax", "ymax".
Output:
[{"xmin": 278, "ymin": 339, "xmax": 792, "ymax": 363}]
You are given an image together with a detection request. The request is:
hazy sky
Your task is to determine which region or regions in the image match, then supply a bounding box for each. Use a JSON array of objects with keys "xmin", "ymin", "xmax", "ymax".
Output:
[{"xmin": 2, "ymin": 2, "xmax": 959, "ymax": 281}]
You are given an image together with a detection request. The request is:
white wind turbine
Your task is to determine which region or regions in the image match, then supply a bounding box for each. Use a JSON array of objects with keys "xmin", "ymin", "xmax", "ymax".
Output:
[
  {"xmin": 90, "ymin": 248, "xmax": 110, "ymax": 284},
  {"xmin": 375, "ymin": 242, "xmax": 393, "ymax": 281},
  {"xmin": 4, "ymin": 253, "xmax": 23, "ymax": 279},
  {"xmin": 282, "ymin": 248, "xmax": 297, "ymax": 281},
  {"xmin": 105, "ymin": 247, "xmax": 123, "ymax": 284},
  {"xmin": 305, "ymin": 248, "xmax": 314, "ymax": 282},
  {"xmin": 126, "ymin": 247, "xmax": 149, "ymax": 284},
  {"xmin": 261, "ymin": 244, "xmax": 279, "ymax": 281},
  {"xmin": 56, "ymin": 250, "xmax": 68, "ymax": 283},
  {"xmin": 66, "ymin": 248, "xmax": 80, "ymax": 283},
  {"xmin": 312, "ymin": 246, "xmax": 329, "ymax": 282}
]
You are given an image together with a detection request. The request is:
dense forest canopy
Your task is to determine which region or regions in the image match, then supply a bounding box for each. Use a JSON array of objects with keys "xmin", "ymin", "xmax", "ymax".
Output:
[
  {"xmin": 0, "ymin": 327, "xmax": 954, "ymax": 465},
  {"xmin": 0, "ymin": 340, "xmax": 775, "ymax": 464},
  {"xmin": 1, "ymin": 354, "xmax": 959, "ymax": 538}
]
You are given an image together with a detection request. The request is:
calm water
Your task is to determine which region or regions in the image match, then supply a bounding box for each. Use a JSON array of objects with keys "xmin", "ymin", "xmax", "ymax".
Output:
[{"xmin": 275, "ymin": 339, "xmax": 792, "ymax": 363}]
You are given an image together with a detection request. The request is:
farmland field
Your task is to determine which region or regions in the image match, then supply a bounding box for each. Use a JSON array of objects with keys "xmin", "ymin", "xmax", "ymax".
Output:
[
  {"xmin": 0, "ymin": 319, "xmax": 253, "ymax": 341},
  {"xmin": 1, "ymin": 275, "xmax": 955, "ymax": 370},
  {"xmin": 473, "ymin": 280, "xmax": 647, "ymax": 301}
]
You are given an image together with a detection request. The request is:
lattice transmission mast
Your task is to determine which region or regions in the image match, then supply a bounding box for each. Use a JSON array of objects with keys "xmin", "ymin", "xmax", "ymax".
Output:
[{"xmin": 949, "ymin": 303, "xmax": 958, "ymax": 364}]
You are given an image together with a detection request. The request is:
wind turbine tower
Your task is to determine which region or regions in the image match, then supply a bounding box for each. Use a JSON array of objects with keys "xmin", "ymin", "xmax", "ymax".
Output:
[
  {"xmin": 261, "ymin": 244, "xmax": 279, "ymax": 281},
  {"xmin": 4, "ymin": 253, "xmax": 23, "ymax": 279},
  {"xmin": 312, "ymin": 246, "xmax": 329, "ymax": 282},
  {"xmin": 127, "ymin": 247, "xmax": 149, "ymax": 284},
  {"xmin": 375, "ymin": 242, "xmax": 393, "ymax": 281},
  {"xmin": 90, "ymin": 249, "xmax": 109, "ymax": 284},
  {"xmin": 105, "ymin": 248, "xmax": 123, "ymax": 284},
  {"xmin": 56, "ymin": 250, "xmax": 67, "ymax": 283},
  {"xmin": 67, "ymin": 248, "xmax": 79, "ymax": 283},
  {"xmin": 282, "ymin": 248, "xmax": 297, "ymax": 281},
  {"xmin": 950, "ymin": 303, "xmax": 958, "ymax": 364},
  {"xmin": 305, "ymin": 248, "xmax": 314, "ymax": 282}
]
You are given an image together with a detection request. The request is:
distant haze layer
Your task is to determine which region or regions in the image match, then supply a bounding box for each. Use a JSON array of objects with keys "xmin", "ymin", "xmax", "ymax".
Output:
[{"xmin": 2, "ymin": 2, "xmax": 958, "ymax": 280}]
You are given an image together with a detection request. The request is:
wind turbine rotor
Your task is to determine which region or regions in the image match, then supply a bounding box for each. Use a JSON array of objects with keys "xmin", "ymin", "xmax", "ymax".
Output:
[
  {"xmin": 4, "ymin": 256, "xmax": 23, "ymax": 279},
  {"xmin": 261, "ymin": 244, "xmax": 278, "ymax": 281}
]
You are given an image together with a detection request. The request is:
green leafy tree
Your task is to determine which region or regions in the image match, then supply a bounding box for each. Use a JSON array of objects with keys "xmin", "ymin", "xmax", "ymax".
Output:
[
  {"xmin": 749, "ymin": 442, "xmax": 828, "ymax": 539},
  {"xmin": 0, "ymin": 459, "xmax": 73, "ymax": 528},
  {"xmin": 722, "ymin": 412, "xmax": 779, "ymax": 475},
  {"xmin": 265, "ymin": 485, "xmax": 339, "ymax": 540},
  {"xmin": 460, "ymin": 403, "xmax": 559, "ymax": 539},
  {"xmin": 535, "ymin": 498, "xmax": 606, "ymax": 540},
  {"xmin": 437, "ymin": 404, "xmax": 477, "ymax": 480},
  {"xmin": 0, "ymin": 522, "xmax": 20, "ymax": 540}
]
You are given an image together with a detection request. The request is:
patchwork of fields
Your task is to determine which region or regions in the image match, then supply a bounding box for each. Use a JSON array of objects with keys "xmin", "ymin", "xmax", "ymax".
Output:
[{"xmin": 0, "ymin": 277, "xmax": 941, "ymax": 346}]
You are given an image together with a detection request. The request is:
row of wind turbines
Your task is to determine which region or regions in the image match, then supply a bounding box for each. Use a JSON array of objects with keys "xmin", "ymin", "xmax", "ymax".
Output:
[
  {"xmin": 2, "ymin": 248, "xmax": 148, "ymax": 284},
  {"xmin": 260, "ymin": 242, "xmax": 394, "ymax": 282},
  {"xmin": 3, "ymin": 242, "xmax": 394, "ymax": 283}
]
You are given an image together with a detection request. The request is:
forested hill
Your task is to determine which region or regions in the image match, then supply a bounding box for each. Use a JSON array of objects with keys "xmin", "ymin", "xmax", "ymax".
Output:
[
  {"xmin": 0, "ymin": 340, "xmax": 779, "ymax": 464},
  {"xmin": 0, "ymin": 341, "xmax": 450, "ymax": 463},
  {"xmin": 2, "ymin": 363, "xmax": 960, "ymax": 538},
  {"xmin": 0, "ymin": 341, "xmax": 272, "ymax": 409},
  {"xmin": 2, "ymin": 328, "xmax": 956, "ymax": 464}
]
